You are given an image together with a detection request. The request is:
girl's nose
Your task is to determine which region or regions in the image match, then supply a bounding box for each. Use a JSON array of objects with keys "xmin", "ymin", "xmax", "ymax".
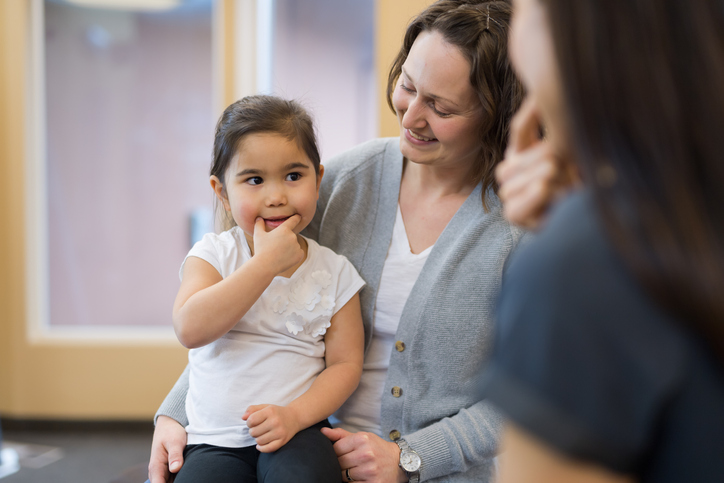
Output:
[{"xmin": 265, "ymin": 185, "xmax": 287, "ymax": 206}]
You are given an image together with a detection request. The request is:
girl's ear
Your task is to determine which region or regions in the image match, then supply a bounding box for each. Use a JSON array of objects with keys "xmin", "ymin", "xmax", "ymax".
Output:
[
  {"xmin": 315, "ymin": 165, "xmax": 325, "ymax": 198},
  {"xmin": 210, "ymin": 175, "xmax": 231, "ymax": 211}
]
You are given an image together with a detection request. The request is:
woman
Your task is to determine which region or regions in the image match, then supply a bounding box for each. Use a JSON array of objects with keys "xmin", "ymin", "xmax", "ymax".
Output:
[
  {"xmin": 484, "ymin": 0, "xmax": 724, "ymax": 481},
  {"xmin": 148, "ymin": 1, "xmax": 524, "ymax": 482}
]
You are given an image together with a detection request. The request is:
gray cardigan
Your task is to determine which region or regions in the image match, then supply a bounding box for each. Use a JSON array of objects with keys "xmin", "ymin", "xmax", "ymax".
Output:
[{"xmin": 157, "ymin": 138, "xmax": 525, "ymax": 482}]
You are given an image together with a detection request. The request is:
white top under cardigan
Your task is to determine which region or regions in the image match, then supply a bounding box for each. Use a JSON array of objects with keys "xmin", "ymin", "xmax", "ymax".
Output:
[
  {"xmin": 182, "ymin": 227, "xmax": 364, "ymax": 447},
  {"xmin": 334, "ymin": 205, "xmax": 431, "ymax": 435},
  {"xmin": 157, "ymin": 138, "xmax": 526, "ymax": 482}
]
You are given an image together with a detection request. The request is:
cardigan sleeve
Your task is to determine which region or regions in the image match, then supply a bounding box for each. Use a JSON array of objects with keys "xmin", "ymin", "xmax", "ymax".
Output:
[
  {"xmin": 404, "ymin": 399, "xmax": 502, "ymax": 481},
  {"xmin": 154, "ymin": 364, "xmax": 190, "ymax": 427}
]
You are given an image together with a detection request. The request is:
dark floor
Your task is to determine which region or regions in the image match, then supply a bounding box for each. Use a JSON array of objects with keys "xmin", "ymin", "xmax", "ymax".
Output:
[{"xmin": 0, "ymin": 419, "xmax": 153, "ymax": 483}]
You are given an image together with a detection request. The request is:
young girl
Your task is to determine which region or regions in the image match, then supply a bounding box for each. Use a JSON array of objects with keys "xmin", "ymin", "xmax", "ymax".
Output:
[{"xmin": 171, "ymin": 95, "xmax": 365, "ymax": 483}]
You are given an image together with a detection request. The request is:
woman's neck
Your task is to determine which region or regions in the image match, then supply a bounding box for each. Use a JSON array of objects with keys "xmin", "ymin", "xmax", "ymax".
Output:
[
  {"xmin": 400, "ymin": 158, "xmax": 478, "ymax": 199},
  {"xmin": 398, "ymin": 159, "xmax": 478, "ymax": 254}
]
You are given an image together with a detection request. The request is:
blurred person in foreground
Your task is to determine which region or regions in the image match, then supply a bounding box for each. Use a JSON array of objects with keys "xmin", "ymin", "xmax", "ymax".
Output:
[{"xmin": 483, "ymin": 0, "xmax": 724, "ymax": 481}]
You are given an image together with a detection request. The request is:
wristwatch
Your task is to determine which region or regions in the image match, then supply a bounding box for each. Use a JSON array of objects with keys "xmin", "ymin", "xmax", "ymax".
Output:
[{"xmin": 395, "ymin": 438, "xmax": 421, "ymax": 483}]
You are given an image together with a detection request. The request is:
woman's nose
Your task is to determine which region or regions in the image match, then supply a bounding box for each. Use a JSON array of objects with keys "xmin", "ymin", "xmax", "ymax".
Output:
[{"xmin": 401, "ymin": 97, "xmax": 426, "ymax": 130}]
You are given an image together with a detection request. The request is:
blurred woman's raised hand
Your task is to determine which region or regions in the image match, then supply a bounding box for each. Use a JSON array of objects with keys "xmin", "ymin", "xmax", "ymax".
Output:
[{"xmin": 497, "ymin": 98, "xmax": 579, "ymax": 230}]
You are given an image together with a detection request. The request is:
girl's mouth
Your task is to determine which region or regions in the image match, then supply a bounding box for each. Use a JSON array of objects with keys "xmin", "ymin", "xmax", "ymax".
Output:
[{"xmin": 263, "ymin": 215, "xmax": 293, "ymax": 229}]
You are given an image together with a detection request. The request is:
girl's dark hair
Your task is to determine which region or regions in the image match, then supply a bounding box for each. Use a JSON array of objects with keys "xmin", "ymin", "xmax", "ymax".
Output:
[
  {"xmin": 387, "ymin": 0, "xmax": 523, "ymax": 209},
  {"xmin": 543, "ymin": 0, "xmax": 724, "ymax": 359},
  {"xmin": 210, "ymin": 95, "xmax": 320, "ymax": 230}
]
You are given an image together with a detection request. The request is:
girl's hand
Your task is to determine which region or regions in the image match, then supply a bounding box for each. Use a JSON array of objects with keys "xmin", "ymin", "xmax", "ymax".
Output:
[
  {"xmin": 321, "ymin": 427, "xmax": 407, "ymax": 483},
  {"xmin": 243, "ymin": 404, "xmax": 302, "ymax": 453},
  {"xmin": 497, "ymin": 98, "xmax": 580, "ymax": 230},
  {"xmin": 252, "ymin": 215, "xmax": 305, "ymax": 275}
]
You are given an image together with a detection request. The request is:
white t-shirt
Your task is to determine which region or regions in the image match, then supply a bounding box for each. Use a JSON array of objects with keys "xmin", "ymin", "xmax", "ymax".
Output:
[
  {"xmin": 334, "ymin": 205, "xmax": 430, "ymax": 435},
  {"xmin": 183, "ymin": 227, "xmax": 365, "ymax": 448}
]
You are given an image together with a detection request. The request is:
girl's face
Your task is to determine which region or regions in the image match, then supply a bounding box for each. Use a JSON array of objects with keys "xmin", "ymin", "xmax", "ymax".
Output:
[
  {"xmin": 509, "ymin": 0, "xmax": 568, "ymax": 152},
  {"xmin": 392, "ymin": 30, "xmax": 484, "ymax": 171},
  {"xmin": 211, "ymin": 133, "xmax": 323, "ymax": 244}
]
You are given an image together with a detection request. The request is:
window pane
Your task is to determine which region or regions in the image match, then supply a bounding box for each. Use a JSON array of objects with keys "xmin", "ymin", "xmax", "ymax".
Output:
[
  {"xmin": 45, "ymin": 0, "xmax": 214, "ymax": 327},
  {"xmin": 270, "ymin": 0, "xmax": 376, "ymax": 160}
]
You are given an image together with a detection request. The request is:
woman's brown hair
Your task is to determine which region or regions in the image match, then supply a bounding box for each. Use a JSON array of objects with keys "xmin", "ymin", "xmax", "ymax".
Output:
[
  {"xmin": 543, "ymin": 0, "xmax": 724, "ymax": 359},
  {"xmin": 387, "ymin": 0, "xmax": 524, "ymax": 208}
]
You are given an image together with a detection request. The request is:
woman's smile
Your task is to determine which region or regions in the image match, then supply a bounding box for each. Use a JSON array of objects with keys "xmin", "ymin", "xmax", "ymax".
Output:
[{"xmin": 406, "ymin": 128, "xmax": 437, "ymax": 143}]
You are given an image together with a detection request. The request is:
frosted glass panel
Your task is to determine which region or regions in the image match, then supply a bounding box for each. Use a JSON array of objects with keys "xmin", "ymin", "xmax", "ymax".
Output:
[
  {"xmin": 270, "ymin": 0, "xmax": 376, "ymax": 160},
  {"xmin": 45, "ymin": 0, "xmax": 214, "ymax": 327}
]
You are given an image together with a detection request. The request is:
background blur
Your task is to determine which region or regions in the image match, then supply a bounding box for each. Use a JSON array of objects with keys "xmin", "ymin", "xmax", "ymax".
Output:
[{"xmin": 0, "ymin": 0, "xmax": 430, "ymax": 423}]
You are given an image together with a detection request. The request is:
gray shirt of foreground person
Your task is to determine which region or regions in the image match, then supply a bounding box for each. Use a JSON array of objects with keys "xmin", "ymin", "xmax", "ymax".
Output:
[{"xmin": 156, "ymin": 137, "xmax": 526, "ymax": 482}]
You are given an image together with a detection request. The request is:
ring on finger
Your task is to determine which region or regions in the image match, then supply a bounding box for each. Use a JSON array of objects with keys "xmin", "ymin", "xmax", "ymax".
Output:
[{"xmin": 345, "ymin": 468, "xmax": 355, "ymax": 482}]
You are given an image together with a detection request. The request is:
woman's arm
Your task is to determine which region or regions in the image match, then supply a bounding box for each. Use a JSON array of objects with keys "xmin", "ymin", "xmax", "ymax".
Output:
[
  {"xmin": 173, "ymin": 216, "xmax": 303, "ymax": 348},
  {"xmin": 322, "ymin": 428, "xmax": 406, "ymax": 483},
  {"xmin": 322, "ymin": 398, "xmax": 502, "ymax": 482},
  {"xmin": 498, "ymin": 423, "xmax": 636, "ymax": 483},
  {"xmin": 242, "ymin": 293, "xmax": 365, "ymax": 452},
  {"xmin": 147, "ymin": 416, "xmax": 187, "ymax": 483}
]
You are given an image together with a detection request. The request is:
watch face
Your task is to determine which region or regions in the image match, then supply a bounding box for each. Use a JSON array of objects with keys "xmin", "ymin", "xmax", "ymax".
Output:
[{"xmin": 400, "ymin": 451, "xmax": 422, "ymax": 472}]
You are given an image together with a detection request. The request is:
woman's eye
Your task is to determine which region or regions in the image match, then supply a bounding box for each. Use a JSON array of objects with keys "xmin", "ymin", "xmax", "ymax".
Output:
[
  {"xmin": 400, "ymin": 83, "xmax": 415, "ymax": 94},
  {"xmin": 286, "ymin": 172, "xmax": 302, "ymax": 182},
  {"xmin": 246, "ymin": 177, "xmax": 263, "ymax": 185},
  {"xmin": 431, "ymin": 104, "xmax": 452, "ymax": 118}
]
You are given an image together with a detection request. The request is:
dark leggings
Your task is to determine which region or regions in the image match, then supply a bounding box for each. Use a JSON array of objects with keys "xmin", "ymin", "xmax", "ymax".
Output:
[{"xmin": 172, "ymin": 420, "xmax": 341, "ymax": 483}]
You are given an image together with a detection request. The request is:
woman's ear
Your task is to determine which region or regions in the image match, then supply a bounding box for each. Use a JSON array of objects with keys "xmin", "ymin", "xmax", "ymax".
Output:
[
  {"xmin": 210, "ymin": 175, "xmax": 231, "ymax": 211},
  {"xmin": 315, "ymin": 165, "xmax": 325, "ymax": 198}
]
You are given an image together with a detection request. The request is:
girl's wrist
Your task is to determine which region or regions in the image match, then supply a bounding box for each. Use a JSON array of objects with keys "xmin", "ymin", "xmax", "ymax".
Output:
[
  {"xmin": 244, "ymin": 254, "xmax": 282, "ymax": 280},
  {"xmin": 285, "ymin": 402, "xmax": 308, "ymax": 434}
]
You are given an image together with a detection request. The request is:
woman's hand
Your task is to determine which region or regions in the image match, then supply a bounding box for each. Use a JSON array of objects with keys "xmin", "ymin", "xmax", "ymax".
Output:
[
  {"xmin": 321, "ymin": 427, "xmax": 407, "ymax": 483},
  {"xmin": 147, "ymin": 416, "xmax": 187, "ymax": 483},
  {"xmin": 251, "ymin": 215, "xmax": 305, "ymax": 275},
  {"xmin": 243, "ymin": 404, "xmax": 302, "ymax": 453},
  {"xmin": 497, "ymin": 98, "xmax": 580, "ymax": 230}
]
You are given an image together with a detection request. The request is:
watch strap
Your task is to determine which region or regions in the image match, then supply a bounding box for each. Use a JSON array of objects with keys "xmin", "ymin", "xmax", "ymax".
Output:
[{"xmin": 395, "ymin": 439, "xmax": 421, "ymax": 483}]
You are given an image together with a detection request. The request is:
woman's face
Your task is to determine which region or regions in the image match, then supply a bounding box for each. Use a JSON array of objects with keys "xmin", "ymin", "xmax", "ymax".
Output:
[
  {"xmin": 392, "ymin": 30, "xmax": 484, "ymax": 171},
  {"xmin": 509, "ymin": 0, "xmax": 568, "ymax": 152}
]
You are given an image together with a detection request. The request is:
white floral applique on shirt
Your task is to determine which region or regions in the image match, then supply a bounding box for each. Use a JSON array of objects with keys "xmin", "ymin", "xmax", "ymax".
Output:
[
  {"xmin": 285, "ymin": 312, "xmax": 306, "ymax": 335},
  {"xmin": 311, "ymin": 270, "xmax": 332, "ymax": 289},
  {"xmin": 271, "ymin": 295, "xmax": 288, "ymax": 314},
  {"xmin": 290, "ymin": 277, "xmax": 322, "ymax": 311},
  {"xmin": 277, "ymin": 269, "xmax": 335, "ymax": 337},
  {"xmin": 306, "ymin": 315, "xmax": 331, "ymax": 337}
]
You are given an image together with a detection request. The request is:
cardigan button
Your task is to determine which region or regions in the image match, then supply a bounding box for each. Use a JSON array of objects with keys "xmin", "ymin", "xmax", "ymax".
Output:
[
  {"xmin": 389, "ymin": 430, "xmax": 401, "ymax": 441},
  {"xmin": 391, "ymin": 386, "xmax": 403, "ymax": 398},
  {"xmin": 395, "ymin": 341, "xmax": 406, "ymax": 352}
]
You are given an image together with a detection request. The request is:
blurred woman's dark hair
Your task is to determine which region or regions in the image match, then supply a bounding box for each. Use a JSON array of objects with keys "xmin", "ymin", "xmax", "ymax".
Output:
[
  {"xmin": 543, "ymin": 0, "xmax": 724, "ymax": 359},
  {"xmin": 387, "ymin": 0, "xmax": 524, "ymax": 209}
]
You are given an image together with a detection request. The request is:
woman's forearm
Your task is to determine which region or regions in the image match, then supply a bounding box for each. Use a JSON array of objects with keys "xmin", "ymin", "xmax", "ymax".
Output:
[{"xmin": 155, "ymin": 364, "xmax": 190, "ymax": 427}]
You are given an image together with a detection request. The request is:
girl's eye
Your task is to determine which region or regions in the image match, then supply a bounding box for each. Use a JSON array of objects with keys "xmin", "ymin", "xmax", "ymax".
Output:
[
  {"xmin": 286, "ymin": 172, "xmax": 302, "ymax": 182},
  {"xmin": 246, "ymin": 177, "xmax": 263, "ymax": 186}
]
